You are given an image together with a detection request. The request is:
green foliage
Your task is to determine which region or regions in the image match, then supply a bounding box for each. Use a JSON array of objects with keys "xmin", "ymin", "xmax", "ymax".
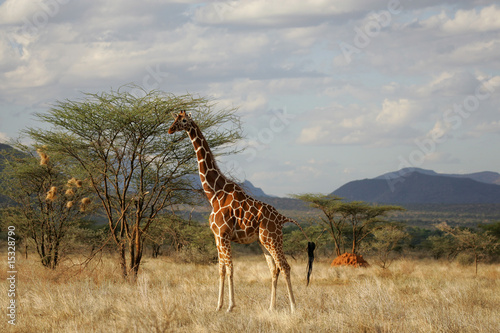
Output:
[
  {"xmin": 478, "ymin": 221, "xmax": 500, "ymax": 239},
  {"xmin": 436, "ymin": 222, "xmax": 499, "ymax": 274},
  {"xmin": 145, "ymin": 213, "xmax": 216, "ymax": 264},
  {"xmin": 421, "ymin": 234, "xmax": 460, "ymax": 261}
]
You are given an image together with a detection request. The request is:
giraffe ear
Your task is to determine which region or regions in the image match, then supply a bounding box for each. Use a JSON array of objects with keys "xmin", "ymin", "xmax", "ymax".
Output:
[
  {"xmin": 170, "ymin": 112, "xmax": 177, "ymax": 119},
  {"xmin": 188, "ymin": 112, "xmax": 192, "ymax": 118}
]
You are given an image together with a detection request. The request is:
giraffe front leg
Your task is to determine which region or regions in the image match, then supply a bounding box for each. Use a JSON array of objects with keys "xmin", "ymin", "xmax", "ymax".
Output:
[
  {"xmin": 221, "ymin": 237, "xmax": 235, "ymax": 312},
  {"xmin": 226, "ymin": 259, "xmax": 235, "ymax": 312},
  {"xmin": 215, "ymin": 236, "xmax": 235, "ymax": 312},
  {"xmin": 216, "ymin": 260, "xmax": 225, "ymax": 311}
]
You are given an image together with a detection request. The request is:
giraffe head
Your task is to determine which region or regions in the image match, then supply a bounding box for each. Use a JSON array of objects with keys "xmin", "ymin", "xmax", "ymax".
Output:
[{"xmin": 168, "ymin": 110, "xmax": 193, "ymax": 134}]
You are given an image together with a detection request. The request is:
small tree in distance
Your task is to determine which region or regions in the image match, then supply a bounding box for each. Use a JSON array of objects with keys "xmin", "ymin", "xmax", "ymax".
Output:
[
  {"xmin": 370, "ymin": 224, "xmax": 409, "ymax": 269},
  {"xmin": 293, "ymin": 193, "xmax": 404, "ymax": 257},
  {"xmin": 25, "ymin": 86, "xmax": 242, "ymax": 280},
  {"xmin": 436, "ymin": 222, "xmax": 499, "ymax": 275}
]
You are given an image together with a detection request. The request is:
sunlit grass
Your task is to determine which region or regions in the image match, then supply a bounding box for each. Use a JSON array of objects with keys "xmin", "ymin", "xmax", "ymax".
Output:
[{"xmin": 1, "ymin": 254, "xmax": 499, "ymax": 332}]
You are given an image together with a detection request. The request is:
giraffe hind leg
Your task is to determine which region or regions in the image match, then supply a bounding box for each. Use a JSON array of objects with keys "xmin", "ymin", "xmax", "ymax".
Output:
[
  {"xmin": 277, "ymin": 254, "xmax": 296, "ymax": 313},
  {"xmin": 260, "ymin": 244, "xmax": 280, "ymax": 311},
  {"xmin": 260, "ymin": 242, "xmax": 296, "ymax": 313}
]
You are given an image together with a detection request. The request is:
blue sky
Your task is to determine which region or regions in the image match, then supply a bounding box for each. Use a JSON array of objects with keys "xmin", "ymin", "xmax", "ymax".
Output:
[{"xmin": 1, "ymin": 0, "xmax": 499, "ymax": 196}]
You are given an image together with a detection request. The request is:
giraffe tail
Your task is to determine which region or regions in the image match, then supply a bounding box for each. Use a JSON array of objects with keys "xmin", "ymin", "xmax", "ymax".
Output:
[
  {"xmin": 306, "ymin": 241, "xmax": 316, "ymax": 286},
  {"xmin": 286, "ymin": 218, "xmax": 316, "ymax": 286}
]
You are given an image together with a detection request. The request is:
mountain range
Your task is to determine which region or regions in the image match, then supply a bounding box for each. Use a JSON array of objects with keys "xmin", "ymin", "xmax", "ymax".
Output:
[{"xmin": 332, "ymin": 168, "xmax": 500, "ymax": 204}]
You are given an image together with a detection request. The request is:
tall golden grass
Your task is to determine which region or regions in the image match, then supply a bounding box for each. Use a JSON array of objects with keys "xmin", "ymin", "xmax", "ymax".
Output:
[{"xmin": 1, "ymin": 254, "xmax": 499, "ymax": 332}]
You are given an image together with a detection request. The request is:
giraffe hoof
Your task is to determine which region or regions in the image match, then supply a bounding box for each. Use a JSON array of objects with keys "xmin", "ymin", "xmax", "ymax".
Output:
[{"xmin": 226, "ymin": 304, "xmax": 235, "ymax": 312}]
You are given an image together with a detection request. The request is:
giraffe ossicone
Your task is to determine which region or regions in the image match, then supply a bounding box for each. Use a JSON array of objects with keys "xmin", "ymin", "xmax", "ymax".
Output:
[{"xmin": 168, "ymin": 110, "xmax": 315, "ymax": 313}]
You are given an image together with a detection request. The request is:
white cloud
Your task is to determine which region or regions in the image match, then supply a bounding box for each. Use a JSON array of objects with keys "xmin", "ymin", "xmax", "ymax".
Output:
[
  {"xmin": 441, "ymin": 5, "xmax": 500, "ymax": 34},
  {"xmin": 298, "ymin": 125, "xmax": 330, "ymax": 144},
  {"xmin": 376, "ymin": 99, "xmax": 416, "ymax": 126},
  {"xmin": 424, "ymin": 152, "xmax": 460, "ymax": 164},
  {"xmin": 0, "ymin": 132, "xmax": 9, "ymax": 143},
  {"xmin": 297, "ymin": 97, "xmax": 427, "ymax": 147},
  {"xmin": 0, "ymin": 0, "xmax": 45, "ymax": 25}
]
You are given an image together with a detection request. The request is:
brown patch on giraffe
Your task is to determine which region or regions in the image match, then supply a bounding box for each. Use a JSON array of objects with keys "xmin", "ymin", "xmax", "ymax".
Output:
[
  {"xmin": 331, "ymin": 253, "xmax": 370, "ymax": 268},
  {"xmin": 264, "ymin": 220, "xmax": 277, "ymax": 233},
  {"xmin": 199, "ymin": 173, "xmax": 206, "ymax": 183},
  {"xmin": 223, "ymin": 182, "xmax": 236, "ymax": 194},
  {"xmin": 196, "ymin": 147, "xmax": 206, "ymax": 161},
  {"xmin": 212, "ymin": 198, "xmax": 221, "ymax": 212}
]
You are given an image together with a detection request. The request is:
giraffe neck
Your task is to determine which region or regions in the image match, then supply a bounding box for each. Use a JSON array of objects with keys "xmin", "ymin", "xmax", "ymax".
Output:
[{"xmin": 187, "ymin": 123, "xmax": 228, "ymax": 201}]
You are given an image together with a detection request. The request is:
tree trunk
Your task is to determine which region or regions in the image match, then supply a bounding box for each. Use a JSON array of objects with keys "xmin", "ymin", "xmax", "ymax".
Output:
[
  {"xmin": 127, "ymin": 227, "xmax": 143, "ymax": 282},
  {"xmin": 352, "ymin": 231, "xmax": 357, "ymax": 254},
  {"xmin": 328, "ymin": 226, "xmax": 342, "ymax": 256},
  {"xmin": 474, "ymin": 252, "xmax": 478, "ymax": 276},
  {"xmin": 119, "ymin": 242, "xmax": 127, "ymax": 279},
  {"xmin": 52, "ymin": 238, "xmax": 60, "ymax": 269},
  {"xmin": 152, "ymin": 244, "xmax": 160, "ymax": 258}
]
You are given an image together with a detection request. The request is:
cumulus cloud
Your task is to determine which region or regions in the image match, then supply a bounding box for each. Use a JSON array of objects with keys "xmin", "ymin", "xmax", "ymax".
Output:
[
  {"xmin": 376, "ymin": 99, "xmax": 417, "ymax": 126},
  {"xmin": 424, "ymin": 5, "xmax": 500, "ymax": 34}
]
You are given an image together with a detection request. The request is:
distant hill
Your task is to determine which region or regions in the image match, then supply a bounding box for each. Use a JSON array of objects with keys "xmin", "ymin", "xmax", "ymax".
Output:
[
  {"xmin": 333, "ymin": 169, "xmax": 500, "ymax": 204},
  {"xmin": 239, "ymin": 180, "xmax": 274, "ymax": 198},
  {"xmin": 376, "ymin": 167, "xmax": 500, "ymax": 185}
]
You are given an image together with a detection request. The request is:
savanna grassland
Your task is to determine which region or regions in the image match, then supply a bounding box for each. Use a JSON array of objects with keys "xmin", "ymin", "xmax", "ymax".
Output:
[{"xmin": 1, "ymin": 254, "xmax": 499, "ymax": 333}]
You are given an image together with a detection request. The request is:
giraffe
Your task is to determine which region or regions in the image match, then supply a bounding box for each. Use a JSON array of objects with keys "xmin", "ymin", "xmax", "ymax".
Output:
[{"xmin": 168, "ymin": 110, "xmax": 314, "ymax": 313}]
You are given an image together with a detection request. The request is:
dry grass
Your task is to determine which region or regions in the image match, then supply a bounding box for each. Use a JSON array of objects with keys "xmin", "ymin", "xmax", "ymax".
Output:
[{"xmin": 1, "ymin": 254, "xmax": 499, "ymax": 333}]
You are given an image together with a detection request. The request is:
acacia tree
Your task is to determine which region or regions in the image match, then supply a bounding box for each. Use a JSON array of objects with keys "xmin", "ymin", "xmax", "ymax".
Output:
[
  {"xmin": 0, "ymin": 147, "xmax": 93, "ymax": 269},
  {"xmin": 339, "ymin": 201, "xmax": 404, "ymax": 254},
  {"xmin": 293, "ymin": 194, "xmax": 404, "ymax": 256},
  {"xmin": 25, "ymin": 87, "xmax": 241, "ymax": 280},
  {"xmin": 291, "ymin": 194, "xmax": 345, "ymax": 256}
]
